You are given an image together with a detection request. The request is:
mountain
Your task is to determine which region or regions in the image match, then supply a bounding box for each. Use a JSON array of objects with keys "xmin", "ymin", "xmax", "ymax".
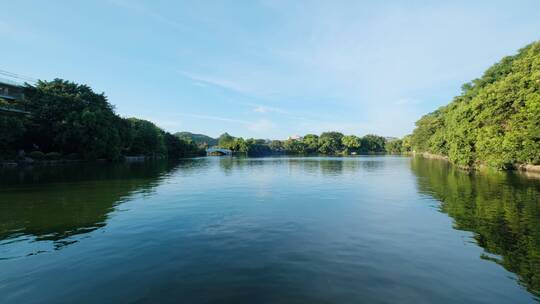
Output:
[
  {"xmin": 410, "ymin": 41, "xmax": 540, "ymax": 169},
  {"xmin": 175, "ymin": 132, "xmax": 218, "ymax": 147}
]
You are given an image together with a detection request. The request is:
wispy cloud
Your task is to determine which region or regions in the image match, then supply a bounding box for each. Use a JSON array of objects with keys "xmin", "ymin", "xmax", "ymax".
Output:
[
  {"xmin": 178, "ymin": 71, "xmax": 257, "ymax": 96},
  {"xmin": 253, "ymin": 105, "xmax": 287, "ymax": 114}
]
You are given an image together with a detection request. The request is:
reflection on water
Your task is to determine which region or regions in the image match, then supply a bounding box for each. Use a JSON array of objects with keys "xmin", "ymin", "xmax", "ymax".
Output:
[
  {"xmin": 218, "ymin": 156, "xmax": 385, "ymax": 176},
  {"xmin": 0, "ymin": 156, "xmax": 539, "ymax": 303},
  {"xmin": 411, "ymin": 157, "xmax": 540, "ymax": 296},
  {"xmin": 0, "ymin": 161, "xmax": 182, "ymax": 256}
]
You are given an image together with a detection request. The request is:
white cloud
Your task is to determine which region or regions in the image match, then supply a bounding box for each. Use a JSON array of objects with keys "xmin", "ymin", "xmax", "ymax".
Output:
[
  {"xmin": 178, "ymin": 71, "xmax": 257, "ymax": 96},
  {"xmin": 253, "ymin": 105, "xmax": 286, "ymax": 114}
]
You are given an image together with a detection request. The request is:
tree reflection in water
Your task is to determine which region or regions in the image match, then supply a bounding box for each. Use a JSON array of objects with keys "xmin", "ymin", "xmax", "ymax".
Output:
[
  {"xmin": 411, "ymin": 157, "xmax": 540, "ymax": 297},
  {"xmin": 0, "ymin": 160, "xmax": 206, "ymax": 256}
]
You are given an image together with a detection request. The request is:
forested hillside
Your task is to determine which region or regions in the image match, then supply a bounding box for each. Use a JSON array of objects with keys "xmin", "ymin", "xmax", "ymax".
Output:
[
  {"xmin": 410, "ymin": 41, "xmax": 540, "ymax": 169},
  {"xmin": 175, "ymin": 132, "xmax": 218, "ymax": 147},
  {"xmin": 0, "ymin": 79, "xmax": 204, "ymax": 161}
]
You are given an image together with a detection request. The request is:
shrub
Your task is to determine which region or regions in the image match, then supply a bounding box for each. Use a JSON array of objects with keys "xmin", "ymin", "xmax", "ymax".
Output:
[
  {"xmin": 45, "ymin": 152, "xmax": 62, "ymax": 160},
  {"xmin": 28, "ymin": 151, "xmax": 46, "ymax": 160}
]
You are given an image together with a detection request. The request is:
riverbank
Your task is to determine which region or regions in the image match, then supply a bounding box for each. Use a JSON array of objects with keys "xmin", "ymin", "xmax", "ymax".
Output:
[
  {"xmin": 514, "ymin": 163, "xmax": 540, "ymax": 173},
  {"xmin": 0, "ymin": 155, "xmax": 200, "ymax": 168},
  {"xmin": 415, "ymin": 151, "xmax": 540, "ymax": 174}
]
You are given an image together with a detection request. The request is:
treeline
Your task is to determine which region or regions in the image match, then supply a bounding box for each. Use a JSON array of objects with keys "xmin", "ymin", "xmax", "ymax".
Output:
[
  {"xmin": 406, "ymin": 41, "xmax": 540, "ymax": 169},
  {"xmin": 215, "ymin": 132, "xmax": 390, "ymax": 156},
  {"xmin": 175, "ymin": 132, "xmax": 218, "ymax": 147},
  {"xmin": 0, "ymin": 79, "xmax": 204, "ymax": 161}
]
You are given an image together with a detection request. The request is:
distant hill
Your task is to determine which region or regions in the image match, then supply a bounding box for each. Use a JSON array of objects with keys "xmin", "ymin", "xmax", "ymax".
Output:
[{"xmin": 175, "ymin": 132, "xmax": 217, "ymax": 147}]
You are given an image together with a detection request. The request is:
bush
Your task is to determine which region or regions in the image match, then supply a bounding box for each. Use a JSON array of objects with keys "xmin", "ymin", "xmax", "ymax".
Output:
[
  {"xmin": 28, "ymin": 151, "xmax": 46, "ymax": 160},
  {"xmin": 45, "ymin": 152, "xmax": 62, "ymax": 160}
]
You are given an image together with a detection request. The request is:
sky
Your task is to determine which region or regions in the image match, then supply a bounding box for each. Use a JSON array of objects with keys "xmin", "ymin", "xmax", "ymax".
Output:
[{"xmin": 2, "ymin": 0, "xmax": 540, "ymax": 139}]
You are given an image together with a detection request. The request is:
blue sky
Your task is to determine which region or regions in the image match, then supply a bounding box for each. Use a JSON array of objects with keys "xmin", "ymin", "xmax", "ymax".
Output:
[{"xmin": 2, "ymin": 0, "xmax": 540, "ymax": 139}]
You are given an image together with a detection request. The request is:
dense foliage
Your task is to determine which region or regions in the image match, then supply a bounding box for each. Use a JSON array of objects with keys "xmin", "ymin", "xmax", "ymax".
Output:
[
  {"xmin": 214, "ymin": 132, "xmax": 388, "ymax": 156},
  {"xmin": 0, "ymin": 79, "xmax": 203, "ymax": 160},
  {"xmin": 409, "ymin": 41, "xmax": 540, "ymax": 169},
  {"xmin": 0, "ymin": 116, "xmax": 26, "ymax": 157},
  {"xmin": 175, "ymin": 132, "xmax": 218, "ymax": 148}
]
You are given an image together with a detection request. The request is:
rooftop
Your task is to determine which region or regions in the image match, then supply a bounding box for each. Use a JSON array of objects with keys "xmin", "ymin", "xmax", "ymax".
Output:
[{"xmin": 0, "ymin": 77, "xmax": 24, "ymax": 87}]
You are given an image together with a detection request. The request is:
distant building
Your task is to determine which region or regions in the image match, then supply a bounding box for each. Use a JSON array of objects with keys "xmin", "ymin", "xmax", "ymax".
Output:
[
  {"xmin": 287, "ymin": 135, "xmax": 303, "ymax": 141},
  {"xmin": 0, "ymin": 78, "xmax": 25, "ymax": 102},
  {"xmin": 0, "ymin": 78, "xmax": 30, "ymax": 116}
]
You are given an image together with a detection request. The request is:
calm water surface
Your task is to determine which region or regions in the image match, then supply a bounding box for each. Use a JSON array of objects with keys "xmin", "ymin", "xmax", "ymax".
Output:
[{"xmin": 0, "ymin": 156, "xmax": 539, "ymax": 303}]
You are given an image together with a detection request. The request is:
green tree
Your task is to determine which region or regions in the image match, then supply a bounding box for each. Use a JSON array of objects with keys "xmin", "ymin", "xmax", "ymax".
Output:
[
  {"xmin": 165, "ymin": 133, "xmax": 203, "ymax": 158},
  {"xmin": 318, "ymin": 132, "xmax": 344, "ymax": 154},
  {"xmin": 401, "ymin": 135, "xmax": 412, "ymax": 153},
  {"xmin": 360, "ymin": 134, "xmax": 386, "ymax": 153},
  {"xmin": 0, "ymin": 115, "xmax": 25, "ymax": 158},
  {"xmin": 218, "ymin": 132, "xmax": 235, "ymax": 149},
  {"xmin": 232, "ymin": 137, "xmax": 249, "ymax": 152},
  {"xmin": 246, "ymin": 138, "xmax": 272, "ymax": 156},
  {"xmin": 125, "ymin": 118, "xmax": 166, "ymax": 157},
  {"xmin": 341, "ymin": 135, "xmax": 361, "ymax": 154},
  {"xmin": 22, "ymin": 79, "xmax": 121, "ymax": 160},
  {"xmin": 385, "ymin": 139, "xmax": 403, "ymax": 154},
  {"xmin": 284, "ymin": 139, "xmax": 306, "ymax": 154},
  {"xmin": 269, "ymin": 140, "xmax": 284, "ymax": 151},
  {"xmin": 303, "ymin": 134, "xmax": 319, "ymax": 153}
]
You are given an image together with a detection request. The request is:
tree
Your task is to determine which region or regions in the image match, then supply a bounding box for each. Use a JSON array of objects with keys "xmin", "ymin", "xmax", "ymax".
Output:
[
  {"xmin": 341, "ymin": 135, "xmax": 361, "ymax": 154},
  {"xmin": 125, "ymin": 118, "xmax": 166, "ymax": 157},
  {"xmin": 385, "ymin": 139, "xmax": 403, "ymax": 154},
  {"xmin": 218, "ymin": 132, "xmax": 235, "ymax": 149},
  {"xmin": 401, "ymin": 135, "xmax": 412, "ymax": 153},
  {"xmin": 232, "ymin": 137, "xmax": 249, "ymax": 152},
  {"xmin": 283, "ymin": 139, "xmax": 306, "ymax": 154},
  {"xmin": 269, "ymin": 140, "xmax": 284, "ymax": 151},
  {"xmin": 246, "ymin": 138, "xmax": 272, "ymax": 156},
  {"xmin": 318, "ymin": 132, "xmax": 344, "ymax": 154},
  {"xmin": 360, "ymin": 135, "xmax": 386, "ymax": 153},
  {"xmin": 303, "ymin": 134, "xmax": 319, "ymax": 153},
  {"xmin": 165, "ymin": 133, "xmax": 203, "ymax": 158},
  {"xmin": 0, "ymin": 115, "xmax": 25, "ymax": 158},
  {"xmin": 22, "ymin": 79, "xmax": 122, "ymax": 159}
]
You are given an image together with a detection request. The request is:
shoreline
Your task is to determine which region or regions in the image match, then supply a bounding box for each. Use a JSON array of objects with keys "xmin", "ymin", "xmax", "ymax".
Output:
[
  {"xmin": 414, "ymin": 151, "xmax": 540, "ymax": 175},
  {"xmin": 0, "ymin": 155, "xmax": 196, "ymax": 168}
]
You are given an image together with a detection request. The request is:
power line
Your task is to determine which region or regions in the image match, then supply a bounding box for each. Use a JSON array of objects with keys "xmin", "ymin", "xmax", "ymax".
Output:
[{"xmin": 0, "ymin": 69, "xmax": 38, "ymax": 84}]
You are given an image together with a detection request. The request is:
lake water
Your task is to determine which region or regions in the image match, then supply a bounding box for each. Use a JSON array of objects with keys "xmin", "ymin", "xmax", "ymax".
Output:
[{"xmin": 0, "ymin": 156, "xmax": 539, "ymax": 303}]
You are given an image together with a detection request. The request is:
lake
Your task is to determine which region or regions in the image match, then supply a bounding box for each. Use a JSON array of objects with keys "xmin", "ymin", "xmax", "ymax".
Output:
[{"xmin": 0, "ymin": 156, "xmax": 539, "ymax": 303}]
